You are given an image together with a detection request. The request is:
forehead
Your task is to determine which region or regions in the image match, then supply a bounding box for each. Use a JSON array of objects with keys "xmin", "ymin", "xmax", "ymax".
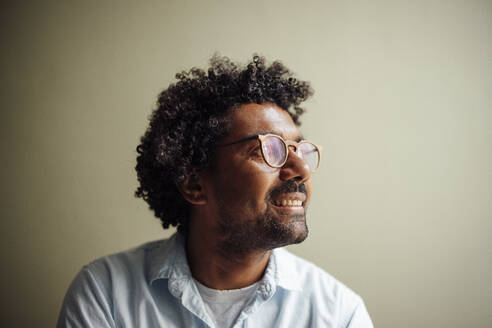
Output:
[{"xmin": 223, "ymin": 103, "xmax": 300, "ymax": 142}]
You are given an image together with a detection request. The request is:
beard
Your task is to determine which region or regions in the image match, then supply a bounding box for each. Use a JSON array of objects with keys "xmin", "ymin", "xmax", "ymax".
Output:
[{"xmin": 216, "ymin": 180, "xmax": 309, "ymax": 258}]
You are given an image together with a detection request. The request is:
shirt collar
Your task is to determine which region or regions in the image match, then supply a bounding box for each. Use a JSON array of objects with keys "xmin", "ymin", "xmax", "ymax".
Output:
[
  {"xmin": 148, "ymin": 232, "xmax": 190, "ymax": 284},
  {"xmin": 147, "ymin": 232, "xmax": 302, "ymax": 292},
  {"xmin": 271, "ymin": 247, "xmax": 302, "ymax": 292}
]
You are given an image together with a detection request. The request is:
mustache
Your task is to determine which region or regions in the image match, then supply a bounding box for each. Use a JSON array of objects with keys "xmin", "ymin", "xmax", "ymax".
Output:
[{"xmin": 269, "ymin": 180, "xmax": 307, "ymax": 199}]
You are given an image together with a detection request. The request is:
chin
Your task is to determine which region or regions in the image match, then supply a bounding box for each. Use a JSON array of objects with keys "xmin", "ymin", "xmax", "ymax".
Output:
[
  {"xmin": 216, "ymin": 208, "xmax": 309, "ymax": 257},
  {"xmin": 261, "ymin": 214, "xmax": 309, "ymax": 249},
  {"xmin": 284, "ymin": 224, "xmax": 309, "ymax": 245},
  {"xmin": 290, "ymin": 221, "xmax": 309, "ymax": 244}
]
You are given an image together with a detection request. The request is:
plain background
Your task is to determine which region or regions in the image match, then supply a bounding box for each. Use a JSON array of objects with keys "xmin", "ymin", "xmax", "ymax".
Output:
[{"xmin": 2, "ymin": 0, "xmax": 491, "ymax": 327}]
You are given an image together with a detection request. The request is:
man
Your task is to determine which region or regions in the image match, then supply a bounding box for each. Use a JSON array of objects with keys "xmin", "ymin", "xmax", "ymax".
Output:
[{"xmin": 57, "ymin": 55, "xmax": 373, "ymax": 327}]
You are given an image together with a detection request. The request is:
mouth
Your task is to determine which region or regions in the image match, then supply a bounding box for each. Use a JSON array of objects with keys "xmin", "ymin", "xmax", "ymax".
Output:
[
  {"xmin": 270, "ymin": 192, "xmax": 306, "ymax": 212},
  {"xmin": 272, "ymin": 199, "xmax": 304, "ymax": 207}
]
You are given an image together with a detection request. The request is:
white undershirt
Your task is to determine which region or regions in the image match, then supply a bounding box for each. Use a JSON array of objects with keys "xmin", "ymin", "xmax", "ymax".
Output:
[{"xmin": 194, "ymin": 279, "xmax": 259, "ymax": 328}]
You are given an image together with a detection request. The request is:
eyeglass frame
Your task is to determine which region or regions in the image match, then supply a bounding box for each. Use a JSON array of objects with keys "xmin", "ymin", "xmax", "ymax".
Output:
[{"xmin": 217, "ymin": 133, "xmax": 322, "ymax": 172}]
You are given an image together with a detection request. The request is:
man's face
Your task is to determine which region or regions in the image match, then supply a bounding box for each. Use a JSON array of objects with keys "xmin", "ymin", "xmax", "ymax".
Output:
[{"xmin": 202, "ymin": 103, "xmax": 313, "ymax": 256}]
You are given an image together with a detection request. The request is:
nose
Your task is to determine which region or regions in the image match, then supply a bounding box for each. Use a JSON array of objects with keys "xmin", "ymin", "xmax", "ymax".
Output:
[{"xmin": 279, "ymin": 147, "xmax": 311, "ymax": 183}]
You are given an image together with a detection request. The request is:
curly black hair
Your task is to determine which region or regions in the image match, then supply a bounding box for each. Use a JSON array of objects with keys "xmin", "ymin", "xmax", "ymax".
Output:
[{"xmin": 135, "ymin": 54, "xmax": 313, "ymax": 235}]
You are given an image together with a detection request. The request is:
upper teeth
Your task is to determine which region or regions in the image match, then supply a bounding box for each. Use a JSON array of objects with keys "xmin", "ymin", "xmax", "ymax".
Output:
[{"xmin": 274, "ymin": 199, "xmax": 303, "ymax": 206}]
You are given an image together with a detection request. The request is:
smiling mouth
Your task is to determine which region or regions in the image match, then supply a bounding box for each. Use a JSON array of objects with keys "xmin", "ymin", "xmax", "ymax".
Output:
[
  {"xmin": 270, "ymin": 192, "xmax": 306, "ymax": 208},
  {"xmin": 270, "ymin": 199, "xmax": 306, "ymax": 219},
  {"xmin": 272, "ymin": 199, "xmax": 304, "ymax": 207}
]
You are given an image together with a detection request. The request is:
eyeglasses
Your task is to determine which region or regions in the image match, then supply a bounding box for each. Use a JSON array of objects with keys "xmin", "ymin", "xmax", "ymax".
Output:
[{"xmin": 218, "ymin": 133, "xmax": 321, "ymax": 172}]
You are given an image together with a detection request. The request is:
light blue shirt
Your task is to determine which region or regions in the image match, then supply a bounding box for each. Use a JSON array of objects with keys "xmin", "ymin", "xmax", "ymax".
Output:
[{"xmin": 57, "ymin": 233, "xmax": 373, "ymax": 327}]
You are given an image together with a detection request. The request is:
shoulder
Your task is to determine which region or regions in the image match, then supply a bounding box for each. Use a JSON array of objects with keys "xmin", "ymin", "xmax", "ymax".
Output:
[
  {"xmin": 57, "ymin": 237, "xmax": 176, "ymax": 327},
  {"xmin": 73, "ymin": 235, "xmax": 177, "ymax": 299},
  {"xmin": 57, "ymin": 237, "xmax": 177, "ymax": 327},
  {"xmin": 84, "ymin": 238, "xmax": 165, "ymax": 280}
]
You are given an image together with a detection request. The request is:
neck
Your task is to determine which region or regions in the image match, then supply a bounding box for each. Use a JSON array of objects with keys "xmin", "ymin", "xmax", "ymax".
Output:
[{"xmin": 185, "ymin": 226, "xmax": 271, "ymax": 290}]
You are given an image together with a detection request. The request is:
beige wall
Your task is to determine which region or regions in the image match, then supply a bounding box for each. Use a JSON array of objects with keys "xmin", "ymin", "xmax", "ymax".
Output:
[{"xmin": 2, "ymin": 1, "xmax": 491, "ymax": 327}]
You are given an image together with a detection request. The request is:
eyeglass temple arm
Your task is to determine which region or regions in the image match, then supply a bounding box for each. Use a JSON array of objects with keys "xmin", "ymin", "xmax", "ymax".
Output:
[{"xmin": 217, "ymin": 135, "xmax": 259, "ymax": 147}]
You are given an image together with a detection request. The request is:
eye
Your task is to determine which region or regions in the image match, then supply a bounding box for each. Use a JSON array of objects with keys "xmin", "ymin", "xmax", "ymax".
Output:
[{"xmin": 249, "ymin": 146, "xmax": 262, "ymax": 158}]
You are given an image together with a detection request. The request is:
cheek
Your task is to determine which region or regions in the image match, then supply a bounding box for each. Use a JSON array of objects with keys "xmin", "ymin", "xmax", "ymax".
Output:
[{"xmin": 219, "ymin": 166, "xmax": 276, "ymax": 209}]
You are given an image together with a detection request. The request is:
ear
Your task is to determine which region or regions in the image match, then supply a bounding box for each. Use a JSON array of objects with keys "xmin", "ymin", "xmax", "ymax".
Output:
[{"xmin": 177, "ymin": 170, "xmax": 207, "ymax": 205}]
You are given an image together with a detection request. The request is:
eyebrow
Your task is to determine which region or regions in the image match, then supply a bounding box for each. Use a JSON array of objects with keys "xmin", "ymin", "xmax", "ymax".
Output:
[
  {"xmin": 218, "ymin": 131, "xmax": 304, "ymax": 147},
  {"xmin": 256, "ymin": 131, "xmax": 304, "ymax": 142}
]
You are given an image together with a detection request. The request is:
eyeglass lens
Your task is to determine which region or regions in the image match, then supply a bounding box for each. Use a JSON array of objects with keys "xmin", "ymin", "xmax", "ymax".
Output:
[
  {"xmin": 262, "ymin": 136, "xmax": 286, "ymax": 167},
  {"xmin": 298, "ymin": 142, "xmax": 319, "ymax": 171},
  {"xmin": 262, "ymin": 135, "xmax": 319, "ymax": 171}
]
